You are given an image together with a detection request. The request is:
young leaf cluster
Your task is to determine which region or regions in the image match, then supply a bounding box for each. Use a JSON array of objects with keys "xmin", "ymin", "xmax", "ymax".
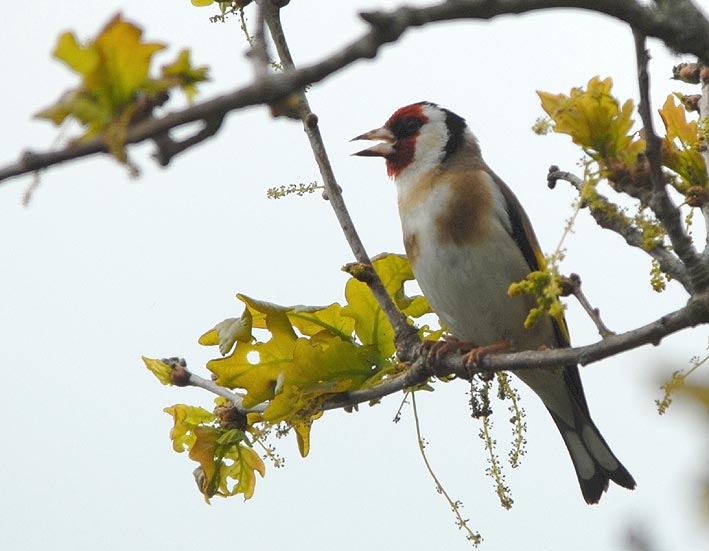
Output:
[
  {"xmin": 146, "ymin": 254, "xmax": 443, "ymax": 500},
  {"xmin": 508, "ymin": 266, "xmax": 566, "ymax": 330},
  {"xmin": 536, "ymin": 76, "xmax": 708, "ymax": 293},
  {"xmin": 162, "ymin": 402, "xmax": 266, "ymax": 501},
  {"xmin": 36, "ymin": 14, "xmax": 209, "ymax": 160}
]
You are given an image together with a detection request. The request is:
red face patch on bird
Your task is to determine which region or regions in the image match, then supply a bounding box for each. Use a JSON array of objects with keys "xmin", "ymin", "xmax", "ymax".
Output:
[
  {"xmin": 383, "ymin": 103, "xmax": 428, "ymax": 177},
  {"xmin": 352, "ymin": 102, "xmax": 429, "ymax": 178}
]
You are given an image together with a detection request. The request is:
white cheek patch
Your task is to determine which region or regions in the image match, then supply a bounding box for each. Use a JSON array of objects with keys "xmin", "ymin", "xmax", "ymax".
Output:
[
  {"xmin": 411, "ymin": 124, "xmax": 447, "ymax": 172},
  {"xmin": 565, "ymin": 431, "xmax": 595, "ymax": 480},
  {"xmin": 398, "ymin": 104, "xmax": 450, "ymax": 181},
  {"xmin": 582, "ymin": 425, "xmax": 619, "ymax": 471}
]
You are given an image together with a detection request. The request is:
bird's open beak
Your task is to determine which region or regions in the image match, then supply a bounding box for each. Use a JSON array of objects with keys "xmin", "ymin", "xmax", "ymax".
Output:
[{"xmin": 351, "ymin": 127, "xmax": 396, "ymax": 157}]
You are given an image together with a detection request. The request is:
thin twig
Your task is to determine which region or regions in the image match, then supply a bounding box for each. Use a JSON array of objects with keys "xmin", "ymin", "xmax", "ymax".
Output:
[
  {"xmin": 548, "ymin": 167, "xmax": 689, "ymax": 288},
  {"xmin": 633, "ymin": 31, "xmax": 708, "ymax": 294},
  {"xmin": 562, "ymin": 273, "xmax": 616, "ymax": 338},
  {"xmin": 249, "ymin": 1, "xmax": 270, "ymax": 79},
  {"xmin": 188, "ymin": 371, "xmax": 267, "ymax": 412},
  {"xmin": 163, "ymin": 356, "xmax": 267, "ymax": 414},
  {"xmin": 262, "ymin": 2, "xmax": 420, "ymax": 356}
]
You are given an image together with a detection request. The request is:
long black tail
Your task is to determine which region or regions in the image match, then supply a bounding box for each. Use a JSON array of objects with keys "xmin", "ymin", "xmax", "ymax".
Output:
[{"xmin": 548, "ymin": 401, "xmax": 636, "ymax": 504}]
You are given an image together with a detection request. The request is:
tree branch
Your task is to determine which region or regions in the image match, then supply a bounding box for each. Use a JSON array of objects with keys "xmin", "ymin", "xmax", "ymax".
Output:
[
  {"xmin": 547, "ymin": 167, "xmax": 690, "ymax": 289},
  {"xmin": 193, "ymin": 292, "xmax": 709, "ymax": 415},
  {"xmin": 563, "ymin": 273, "xmax": 616, "ymax": 338},
  {"xmin": 262, "ymin": 2, "xmax": 420, "ymax": 354},
  {"xmin": 322, "ymin": 291, "xmax": 709, "ymax": 411},
  {"xmin": 3, "ymin": 0, "xmax": 709, "ymax": 184},
  {"xmin": 151, "ymin": 115, "xmax": 225, "ymax": 166},
  {"xmin": 163, "ymin": 356, "xmax": 267, "ymax": 413},
  {"xmin": 633, "ymin": 31, "xmax": 709, "ymax": 295},
  {"xmin": 698, "ymin": 73, "xmax": 709, "ymax": 257},
  {"xmin": 357, "ymin": 0, "xmax": 709, "ymax": 64}
]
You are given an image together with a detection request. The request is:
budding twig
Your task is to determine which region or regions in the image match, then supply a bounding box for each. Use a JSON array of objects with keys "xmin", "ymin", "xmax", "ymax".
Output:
[
  {"xmin": 162, "ymin": 357, "xmax": 267, "ymax": 414},
  {"xmin": 561, "ymin": 273, "xmax": 615, "ymax": 338},
  {"xmin": 547, "ymin": 166, "xmax": 689, "ymax": 289},
  {"xmin": 633, "ymin": 31, "xmax": 709, "ymax": 294}
]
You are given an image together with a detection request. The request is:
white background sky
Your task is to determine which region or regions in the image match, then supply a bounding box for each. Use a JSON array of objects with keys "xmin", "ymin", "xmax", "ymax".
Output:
[{"xmin": 2, "ymin": 1, "xmax": 708, "ymax": 550}]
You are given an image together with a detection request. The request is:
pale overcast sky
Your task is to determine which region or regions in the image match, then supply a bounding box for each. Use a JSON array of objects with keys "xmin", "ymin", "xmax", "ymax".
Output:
[{"xmin": 2, "ymin": 1, "xmax": 708, "ymax": 550}]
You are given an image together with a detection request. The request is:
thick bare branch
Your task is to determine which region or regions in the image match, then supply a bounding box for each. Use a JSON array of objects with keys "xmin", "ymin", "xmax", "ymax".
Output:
[
  {"xmin": 2, "ymin": 0, "xmax": 709, "ymax": 184},
  {"xmin": 358, "ymin": 0, "xmax": 709, "ymax": 64}
]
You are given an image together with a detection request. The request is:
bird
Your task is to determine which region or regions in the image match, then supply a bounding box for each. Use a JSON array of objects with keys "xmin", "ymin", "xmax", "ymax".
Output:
[{"xmin": 352, "ymin": 101, "xmax": 636, "ymax": 504}]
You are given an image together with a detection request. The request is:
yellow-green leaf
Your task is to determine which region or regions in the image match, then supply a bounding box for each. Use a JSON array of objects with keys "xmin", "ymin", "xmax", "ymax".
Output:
[
  {"xmin": 288, "ymin": 302, "xmax": 355, "ymax": 341},
  {"xmin": 35, "ymin": 13, "xmax": 209, "ymax": 149},
  {"xmin": 538, "ymin": 76, "xmax": 644, "ymax": 162},
  {"xmin": 164, "ymin": 404, "xmax": 215, "ymax": 453},
  {"xmin": 293, "ymin": 417, "xmax": 321, "ymax": 458},
  {"xmin": 372, "ymin": 253, "xmax": 432, "ymax": 318},
  {"xmin": 91, "ymin": 14, "xmax": 165, "ymax": 105},
  {"xmin": 206, "ymin": 299, "xmax": 297, "ymax": 408},
  {"xmin": 142, "ymin": 356, "xmax": 173, "ymax": 385},
  {"xmin": 199, "ymin": 308, "xmax": 253, "ymax": 355},
  {"xmin": 189, "ymin": 426, "xmax": 221, "ymax": 499},
  {"xmin": 53, "ymin": 32, "xmax": 100, "ymax": 76},
  {"xmin": 658, "ymin": 96, "xmax": 708, "ymax": 189},
  {"xmin": 341, "ymin": 254, "xmax": 431, "ymax": 361},
  {"xmin": 660, "ymin": 95, "xmax": 700, "ymax": 146},
  {"xmin": 230, "ymin": 445, "xmax": 266, "ymax": 499},
  {"xmin": 262, "ymin": 336, "xmax": 373, "ymax": 422},
  {"xmin": 189, "ymin": 427, "xmax": 265, "ymax": 502},
  {"xmin": 160, "ymin": 49, "xmax": 210, "ymax": 102}
]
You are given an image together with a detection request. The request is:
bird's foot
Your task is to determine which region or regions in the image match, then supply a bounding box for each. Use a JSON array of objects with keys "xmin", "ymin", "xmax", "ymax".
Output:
[
  {"xmin": 422, "ymin": 338, "xmax": 511, "ymax": 378},
  {"xmin": 461, "ymin": 341, "xmax": 511, "ymax": 373},
  {"xmin": 422, "ymin": 335, "xmax": 476, "ymax": 360}
]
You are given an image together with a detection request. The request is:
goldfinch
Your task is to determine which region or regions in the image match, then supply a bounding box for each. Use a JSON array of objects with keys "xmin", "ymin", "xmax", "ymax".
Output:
[{"xmin": 353, "ymin": 101, "xmax": 636, "ymax": 504}]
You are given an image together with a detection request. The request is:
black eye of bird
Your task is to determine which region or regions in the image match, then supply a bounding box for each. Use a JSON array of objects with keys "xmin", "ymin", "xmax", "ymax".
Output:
[
  {"xmin": 392, "ymin": 117, "xmax": 423, "ymax": 138},
  {"xmin": 405, "ymin": 118, "xmax": 422, "ymax": 134}
]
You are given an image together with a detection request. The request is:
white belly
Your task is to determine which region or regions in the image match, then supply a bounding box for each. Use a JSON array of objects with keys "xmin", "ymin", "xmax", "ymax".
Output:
[
  {"xmin": 416, "ymin": 234, "xmax": 534, "ymax": 344},
  {"xmin": 399, "ymin": 180, "xmax": 554, "ymax": 351},
  {"xmin": 397, "ymin": 174, "xmax": 574, "ymax": 423}
]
